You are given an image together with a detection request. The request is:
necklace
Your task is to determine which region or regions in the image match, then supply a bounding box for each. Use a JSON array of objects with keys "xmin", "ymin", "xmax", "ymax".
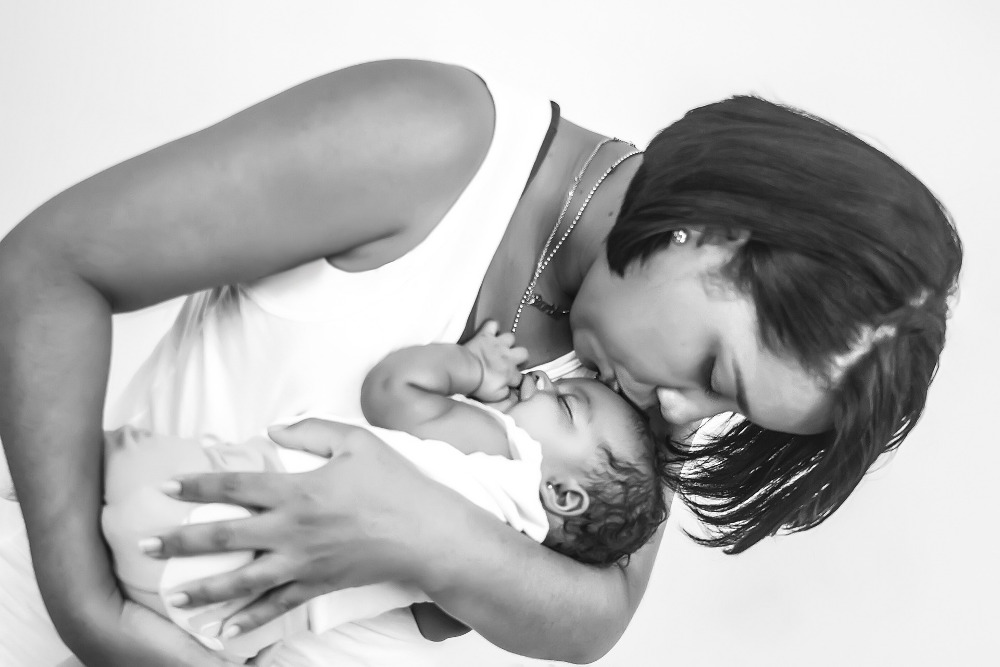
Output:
[{"xmin": 510, "ymin": 138, "xmax": 641, "ymax": 334}]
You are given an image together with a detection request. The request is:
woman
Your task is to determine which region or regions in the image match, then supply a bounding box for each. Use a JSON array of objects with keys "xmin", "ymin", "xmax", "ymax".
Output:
[{"xmin": 0, "ymin": 59, "xmax": 961, "ymax": 666}]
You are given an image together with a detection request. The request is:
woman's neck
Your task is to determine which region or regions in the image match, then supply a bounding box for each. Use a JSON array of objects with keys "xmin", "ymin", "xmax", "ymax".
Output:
[
  {"xmin": 542, "ymin": 123, "xmax": 643, "ymax": 302},
  {"xmin": 462, "ymin": 119, "xmax": 643, "ymax": 364}
]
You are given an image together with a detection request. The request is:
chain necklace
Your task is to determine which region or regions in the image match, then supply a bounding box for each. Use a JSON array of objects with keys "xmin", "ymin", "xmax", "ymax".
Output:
[{"xmin": 511, "ymin": 138, "xmax": 641, "ymax": 334}]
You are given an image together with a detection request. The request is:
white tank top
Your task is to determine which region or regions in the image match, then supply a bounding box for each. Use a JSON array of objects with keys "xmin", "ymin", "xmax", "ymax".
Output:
[{"xmin": 109, "ymin": 74, "xmax": 554, "ymax": 441}]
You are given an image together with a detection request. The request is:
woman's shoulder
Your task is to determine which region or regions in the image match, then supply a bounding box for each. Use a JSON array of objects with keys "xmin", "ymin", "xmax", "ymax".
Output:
[
  {"xmin": 310, "ymin": 59, "xmax": 495, "ymax": 144},
  {"xmin": 276, "ymin": 60, "xmax": 500, "ymax": 269}
]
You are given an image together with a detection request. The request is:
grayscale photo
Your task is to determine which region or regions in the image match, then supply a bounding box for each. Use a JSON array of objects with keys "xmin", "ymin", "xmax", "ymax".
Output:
[{"xmin": 0, "ymin": 2, "xmax": 995, "ymax": 666}]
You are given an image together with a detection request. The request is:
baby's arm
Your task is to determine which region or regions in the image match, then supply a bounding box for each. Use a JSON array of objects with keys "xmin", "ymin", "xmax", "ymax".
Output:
[{"xmin": 361, "ymin": 321, "xmax": 527, "ymax": 456}]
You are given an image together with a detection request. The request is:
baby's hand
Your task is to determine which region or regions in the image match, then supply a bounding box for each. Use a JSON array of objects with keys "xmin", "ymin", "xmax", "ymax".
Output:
[{"xmin": 464, "ymin": 321, "xmax": 529, "ymax": 402}]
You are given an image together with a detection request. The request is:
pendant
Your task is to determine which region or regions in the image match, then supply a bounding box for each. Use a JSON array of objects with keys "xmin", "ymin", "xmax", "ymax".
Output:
[{"xmin": 527, "ymin": 292, "xmax": 570, "ymax": 318}]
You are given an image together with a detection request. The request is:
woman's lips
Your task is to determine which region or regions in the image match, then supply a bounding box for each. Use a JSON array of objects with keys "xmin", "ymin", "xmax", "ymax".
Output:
[
  {"xmin": 574, "ymin": 334, "xmax": 656, "ymax": 409},
  {"xmin": 615, "ymin": 379, "xmax": 657, "ymax": 410}
]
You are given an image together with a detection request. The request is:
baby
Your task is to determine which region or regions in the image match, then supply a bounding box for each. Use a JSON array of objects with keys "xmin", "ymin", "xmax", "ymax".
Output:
[{"xmin": 101, "ymin": 323, "xmax": 666, "ymax": 662}]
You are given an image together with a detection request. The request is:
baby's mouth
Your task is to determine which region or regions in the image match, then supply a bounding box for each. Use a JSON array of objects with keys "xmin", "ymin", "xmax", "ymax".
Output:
[
  {"xmin": 517, "ymin": 374, "xmax": 532, "ymax": 402},
  {"xmin": 517, "ymin": 372, "xmax": 546, "ymax": 401}
]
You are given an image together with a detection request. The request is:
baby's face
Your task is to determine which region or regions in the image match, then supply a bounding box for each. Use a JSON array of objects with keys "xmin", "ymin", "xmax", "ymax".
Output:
[{"xmin": 503, "ymin": 372, "xmax": 643, "ymax": 478}]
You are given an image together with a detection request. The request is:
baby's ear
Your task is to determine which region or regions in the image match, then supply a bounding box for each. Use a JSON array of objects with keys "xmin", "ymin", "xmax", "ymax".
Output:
[{"xmin": 540, "ymin": 477, "xmax": 590, "ymax": 517}]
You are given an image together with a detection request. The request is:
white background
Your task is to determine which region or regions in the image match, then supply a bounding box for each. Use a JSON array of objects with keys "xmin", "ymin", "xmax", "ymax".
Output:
[{"xmin": 1, "ymin": 1, "xmax": 997, "ymax": 666}]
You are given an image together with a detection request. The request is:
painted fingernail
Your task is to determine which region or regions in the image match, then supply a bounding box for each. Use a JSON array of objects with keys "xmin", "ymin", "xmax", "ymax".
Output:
[
  {"xmin": 138, "ymin": 537, "xmax": 162, "ymax": 555},
  {"xmin": 221, "ymin": 624, "xmax": 241, "ymax": 639},
  {"xmin": 160, "ymin": 480, "xmax": 182, "ymax": 495},
  {"xmin": 166, "ymin": 592, "xmax": 190, "ymax": 608},
  {"xmin": 200, "ymin": 621, "xmax": 221, "ymax": 637}
]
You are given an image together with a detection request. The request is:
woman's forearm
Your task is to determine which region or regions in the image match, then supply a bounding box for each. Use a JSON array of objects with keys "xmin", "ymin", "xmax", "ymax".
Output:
[
  {"xmin": 417, "ymin": 500, "xmax": 664, "ymax": 663},
  {"xmin": 0, "ymin": 234, "xmax": 121, "ymax": 657}
]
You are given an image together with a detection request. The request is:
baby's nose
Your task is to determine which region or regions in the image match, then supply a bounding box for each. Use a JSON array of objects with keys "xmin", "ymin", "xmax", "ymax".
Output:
[{"xmin": 530, "ymin": 370, "xmax": 555, "ymax": 391}]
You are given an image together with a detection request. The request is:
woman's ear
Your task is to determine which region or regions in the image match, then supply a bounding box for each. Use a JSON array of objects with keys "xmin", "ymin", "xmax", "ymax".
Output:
[{"xmin": 540, "ymin": 477, "xmax": 590, "ymax": 517}]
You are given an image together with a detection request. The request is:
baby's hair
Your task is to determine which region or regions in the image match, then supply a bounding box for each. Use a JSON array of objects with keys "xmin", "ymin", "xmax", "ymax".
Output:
[{"xmin": 547, "ymin": 413, "xmax": 668, "ymax": 566}]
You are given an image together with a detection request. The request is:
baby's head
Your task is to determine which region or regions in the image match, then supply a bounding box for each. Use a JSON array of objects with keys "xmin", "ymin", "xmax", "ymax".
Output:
[{"xmin": 501, "ymin": 371, "xmax": 667, "ymax": 565}]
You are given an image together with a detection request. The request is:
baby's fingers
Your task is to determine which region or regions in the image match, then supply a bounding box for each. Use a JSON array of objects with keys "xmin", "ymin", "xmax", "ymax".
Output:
[
  {"xmin": 507, "ymin": 345, "xmax": 530, "ymax": 366},
  {"xmin": 475, "ymin": 320, "xmax": 500, "ymax": 338},
  {"xmin": 494, "ymin": 330, "xmax": 518, "ymax": 348}
]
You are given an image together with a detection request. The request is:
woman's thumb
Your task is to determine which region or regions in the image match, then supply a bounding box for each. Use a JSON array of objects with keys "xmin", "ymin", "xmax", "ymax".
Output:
[{"xmin": 267, "ymin": 418, "xmax": 341, "ymax": 456}]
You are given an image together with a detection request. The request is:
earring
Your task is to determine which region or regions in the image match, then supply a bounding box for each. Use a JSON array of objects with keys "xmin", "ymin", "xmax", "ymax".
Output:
[
  {"xmin": 671, "ymin": 229, "xmax": 688, "ymax": 245},
  {"xmin": 546, "ymin": 482, "xmax": 554, "ymax": 491}
]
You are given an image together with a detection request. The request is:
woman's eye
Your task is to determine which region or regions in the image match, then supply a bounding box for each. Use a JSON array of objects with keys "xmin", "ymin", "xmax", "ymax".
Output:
[{"xmin": 704, "ymin": 361, "xmax": 722, "ymax": 399}]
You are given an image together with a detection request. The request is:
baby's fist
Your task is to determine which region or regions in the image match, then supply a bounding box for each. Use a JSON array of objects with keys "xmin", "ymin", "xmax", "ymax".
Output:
[{"xmin": 465, "ymin": 321, "xmax": 529, "ymax": 402}]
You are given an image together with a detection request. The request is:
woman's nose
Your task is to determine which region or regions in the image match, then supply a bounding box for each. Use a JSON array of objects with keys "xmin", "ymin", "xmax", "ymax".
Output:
[
  {"xmin": 596, "ymin": 367, "xmax": 617, "ymax": 387},
  {"xmin": 655, "ymin": 388, "xmax": 720, "ymax": 425},
  {"xmin": 598, "ymin": 373, "xmax": 621, "ymax": 393}
]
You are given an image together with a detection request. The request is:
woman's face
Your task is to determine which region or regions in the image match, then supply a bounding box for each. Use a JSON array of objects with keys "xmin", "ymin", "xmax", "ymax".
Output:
[{"xmin": 570, "ymin": 241, "xmax": 834, "ymax": 435}]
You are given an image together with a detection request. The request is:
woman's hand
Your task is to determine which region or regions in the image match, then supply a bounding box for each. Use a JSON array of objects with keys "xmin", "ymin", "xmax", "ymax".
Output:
[
  {"xmin": 68, "ymin": 588, "xmax": 241, "ymax": 667},
  {"xmin": 144, "ymin": 419, "xmax": 460, "ymax": 636}
]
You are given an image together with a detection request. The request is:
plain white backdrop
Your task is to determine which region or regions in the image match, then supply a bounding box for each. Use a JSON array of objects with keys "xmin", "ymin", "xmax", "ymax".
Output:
[{"xmin": 1, "ymin": 1, "xmax": 997, "ymax": 665}]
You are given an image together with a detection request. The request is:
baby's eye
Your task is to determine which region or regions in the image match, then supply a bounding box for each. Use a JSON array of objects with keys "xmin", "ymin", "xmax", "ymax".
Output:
[{"xmin": 557, "ymin": 394, "xmax": 574, "ymax": 421}]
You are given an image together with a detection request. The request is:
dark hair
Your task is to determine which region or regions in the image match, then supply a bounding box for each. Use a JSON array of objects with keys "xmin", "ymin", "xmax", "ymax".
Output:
[
  {"xmin": 606, "ymin": 95, "xmax": 963, "ymax": 554},
  {"xmin": 547, "ymin": 412, "xmax": 668, "ymax": 566}
]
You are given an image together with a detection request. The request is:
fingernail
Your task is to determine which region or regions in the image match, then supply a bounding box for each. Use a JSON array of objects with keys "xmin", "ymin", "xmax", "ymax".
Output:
[
  {"xmin": 160, "ymin": 480, "xmax": 182, "ymax": 495},
  {"xmin": 138, "ymin": 537, "xmax": 163, "ymax": 555},
  {"xmin": 166, "ymin": 592, "xmax": 190, "ymax": 608},
  {"xmin": 221, "ymin": 624, "xmax": 241, "ymax": 639},
  {"xmin": 200, "ymin": 621, "xmax": 221, "ymax": 637}
]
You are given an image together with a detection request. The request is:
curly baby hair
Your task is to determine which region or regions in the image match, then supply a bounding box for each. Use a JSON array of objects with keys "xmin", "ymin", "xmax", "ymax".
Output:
[{"xmin": 548, "ymin": 413, "xmax": 668, "ymax": 566}]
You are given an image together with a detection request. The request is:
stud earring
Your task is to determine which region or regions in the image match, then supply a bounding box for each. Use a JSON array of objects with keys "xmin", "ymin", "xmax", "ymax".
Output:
[{"xmin": 671, "ymin": 229, "xmax": 688, "ymax": 245}]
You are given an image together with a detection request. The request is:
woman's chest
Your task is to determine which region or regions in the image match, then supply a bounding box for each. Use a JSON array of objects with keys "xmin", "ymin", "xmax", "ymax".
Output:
[{"xmin": 462, "ymin": 189, "xmax": 575, "ymax": 365}]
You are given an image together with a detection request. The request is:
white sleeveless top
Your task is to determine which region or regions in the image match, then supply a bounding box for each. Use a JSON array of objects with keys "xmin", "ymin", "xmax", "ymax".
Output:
[
  {"xmin": 105, "ymin": 72, "xmax": 562, "ymax": 666},
  {"xmin": 109, "ymin": 74, "xmax": 553, "ymax": 442}
]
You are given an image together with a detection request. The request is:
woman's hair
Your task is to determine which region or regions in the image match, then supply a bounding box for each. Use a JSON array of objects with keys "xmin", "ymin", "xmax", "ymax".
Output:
[{"xmin": 606, "ymin": 95, "xmax": 963, "ymax": 554}]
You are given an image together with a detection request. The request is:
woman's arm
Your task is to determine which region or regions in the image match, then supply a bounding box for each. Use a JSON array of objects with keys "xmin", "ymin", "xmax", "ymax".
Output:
[
  {"xmin": 0, "ymin": 59, "xmax": 494, "ymax": 664},
  {"xmin": 152, "ymin": 420, "xmax": 671, "ymax": 663},
  {"xmin": 0, "ymin": 246, "xmax": 244, "ymax": 667}
]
